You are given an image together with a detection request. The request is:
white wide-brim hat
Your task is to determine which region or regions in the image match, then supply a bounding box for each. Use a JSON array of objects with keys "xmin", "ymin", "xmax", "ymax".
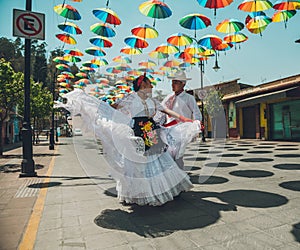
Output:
[{"xmin": 167, "ymin": 70, "xmax": 191, "ymax": 81}]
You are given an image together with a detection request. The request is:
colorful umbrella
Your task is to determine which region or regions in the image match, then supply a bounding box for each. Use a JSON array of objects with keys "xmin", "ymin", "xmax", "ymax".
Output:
[
  {"xmin": 112, "ymin": 55, "xmax": 132, "ymax": 63},
  {"xmin": 155, "ymin": 43, "xmax": 179, "ymax": 54},
  {"xmin": 115, "ymin": 64, "xmax": 132, "ymax": 71},
  {"xmin": 82, "ymin": 61, "xmax": 100, "ymax": 69},
  {"xmin": 106, "ymin": 67, "xmax": 122, "ymax": 74},
  {"xmin": 90, "ymin": 23, "xmax": 116, "ymax": 37},
  {"xmin": 91, "ymin": 58, "xmax": 109, "ymax": 66},
  {"xmin": 167, "ymin": 32, "xmax": 193, "ymax": 48},
  {"xmin": 54, "ymin": 4, "xmax": 81, "ymax": 20},
  {"xmin": 179, "ymin": 13, "xmax": 211, "ymax": 38},
  {"xmin": 53, "ymin": 56, "xmax": 69, "ymax": 64},
  {"xmin": 246, "ymin": 15, "xmax": 272, "ymax": 36},
  {"xmin": 80, "ymin": 66, "xmax": 96, "ymax": 73},
  {"xmin": 184, "ymin": 43, "xmax": 206, "ymax": 56},
  {"xmin": 238, "ymin": 0, "xmax": 273, "ymax": 12},
  {"xmin": 273, "ymin": 0, "xmax": 300, "ymax": 11},
  {"xmin": 92, "ymin": 8, "xmax": 121, "ymax": 26},
  {"xmin": 89, "ymin": 36, "xmax": 113, "ymax": 48},
  {"xmin": 174, "ymin": 51, "xmax": 193, "ymax": 61},
  {"xmin": 57, "ymin": 21, "xmax": 82, "ymax": 35},
  {"xmin": 148, "ymin": 50, "xmax": 168, "ymax": 59},
  {"xmin": 64, "ymin": 48, "xmax": 84, "ymax": 56},
  {"xmin": 124, "ymin": 36, "xmax": 149, "ymax": 48},
  {"xmin": 55, "ymin": 63, "xmax": 70, "ymax": 71},
  {"xmin": 85, "ymin": 47, "xmax": 106, "ymax": 57},
  {"xmin": 139, "ymin": 0, "xmax": 172, "ymax": 27},
  {"xmin": 197, "ymin": 0, "xmax": 234, "ymax": 16},
  {"xmin": 216, "ymin": 18, "xmax": 244, "ymax": 33},
  {"xmin": 131, "ymin": 24, "xmax": 159, "ymax": 39},
  {"xmin": 120, "ymin": 47, "xmax": 143, "ymax": 55},
  {"xmin": 138, "ymin": 59, "xmax": 157, "ymax": 68},
  {"xmin": 56, "ymin": 33, "xmax": 77, "ymax": 45},
  {"xmin": 272, "ymin": 10, "xmax": 296, "ymax": 28},
  {"xmin": 75, "ymin": 78, "xmax": 93, "ymax": 85},
  {"xmin": 61, "ymin": 71, "xmax": 74, "ymax": 78},
  {"xmin": 63, "ymin": 55, "xmax": 81, "ymax": 63},
  {"xmin": 224, "ymin": 32, "xmax": 248, "ymax": 44},
  {"xmin": 198, "ymin": 34, "xmax": 223, "ymax": 49},
  {"xmin": 215, "ymin": 41, "xmax": 233, "ymax": 52},
  {"xmin": 163, "ymin": 59, "xmax": 181, "ymax": 68},
  {"xmin": 76, "ymin": 72, "xmax": 89, "ymax": 78}
]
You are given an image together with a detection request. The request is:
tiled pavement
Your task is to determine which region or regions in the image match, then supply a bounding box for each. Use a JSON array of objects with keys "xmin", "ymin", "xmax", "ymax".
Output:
[{"xmin": 0, "ymin": 137, "xmax": 300, "ymax": 250}]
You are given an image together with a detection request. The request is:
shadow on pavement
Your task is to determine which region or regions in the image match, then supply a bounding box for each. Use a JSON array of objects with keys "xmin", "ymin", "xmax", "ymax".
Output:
[
  {"xmin": 229, "ymin": 170, "xmax": 274, "ymax": 178},
  {"xmin": 94, "ymin": 189, "xmax": 288, "ymax": 238},
  {"xmin": 291, "ymin": 222, "xmax": 300, "ymax": 243},
  {"xmin": 279, "ymin": 180, "xmax": 300, "ymax": 192},
  {"xmin": 0, "ymin": 164, "xmax": 44, "ymax": 173}
]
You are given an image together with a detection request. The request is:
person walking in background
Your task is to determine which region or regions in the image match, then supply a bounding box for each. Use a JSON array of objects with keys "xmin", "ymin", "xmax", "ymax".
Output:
[
  {"xmin": 61, "ymin": 73, "xmax": 201, "ymax": 206},
  {"xmin": 160, "ymin": 70, "xmax": 202, "ymax": 170}
]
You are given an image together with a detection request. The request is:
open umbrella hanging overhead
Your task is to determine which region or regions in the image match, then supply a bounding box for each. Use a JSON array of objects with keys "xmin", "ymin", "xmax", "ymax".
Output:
[
  {"xmin": 131, "ymin": 24, "xmax": 159, "ymax": 39},
  {"xmin": 273, "ymin": 0, "xmax": 300, "ymax": 11},
  {"xmin": 90, "ymin": 36, "xmax": 113, "ymax": 48},
  {"xmin": 112, "ymin": 55, "xmax": 132, "ymax": 63},
  {"xmin": 63, "ymin": 55, "xmax": 82, "ymax": 63},
  {"xmin": 139, "ymin": 0, "xmax": 172, "ymax": 27},
  {"xmin": 85, "ymin": 47, "xmax": 106, "ymax": 57},
  {"xmin": 124, "ymin": 36, "xmax": 149, "ymax": 48},
  {"xmin": 196, "ymin": 0, "xmax": 234, "ymax": 16},
  {"xmin": 272, "ymin": 10, "xmax": 297, "ymax": 28},
  {"xmin": 238, "ymin": 0, "xmax": 273, "ymax": 12},
  {"xmin": 179, "ymin": 13, "xmax": 211, "ymax": 38},
  {"xmin": 155, "ymin": 43, "xmax": 179, "ymax": 55},
  {"xmin": 56, "ymin": 33, "xmax": 77, "ymax": 45},
  {"xmin": 167, "ymin": 33, "xmax": 193, "ymax": 48},
  {"xmin": 58, "ymin": 21, "xmax": 82, "ymax": 35},
  {"xmin": 120, "ymin": 47, "xmax": 143, "ymax": 55},
  {"xmin": 64, "ymin": 48, "xmax": 84, "ymax": 56},
  {"xmin": 198, "ymin": 34, "xmax": 223, "ymax": 50},
  {"xmin": 216, "ymin": 18, "xmax": 244, "ymax": 33},
  {"xmin": 92, "ymin": 8, "xmax": 121, "ymax": 26},
  {"xmin": 54, "ymin": 4, "xmax": 81, "ymax": 20},
  {"xmin": 246, "ymin": 15, "xmax": 272, "ymax": 36},
  {"xmin": 90, "ymin": 23, "xmax": 116, "ymax": 37}
]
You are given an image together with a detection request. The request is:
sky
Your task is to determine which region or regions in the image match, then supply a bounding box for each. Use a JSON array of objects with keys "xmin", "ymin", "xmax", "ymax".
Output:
[{"xmin": 1, "ymin": 0, "xmax": 300, "ymax": 94}]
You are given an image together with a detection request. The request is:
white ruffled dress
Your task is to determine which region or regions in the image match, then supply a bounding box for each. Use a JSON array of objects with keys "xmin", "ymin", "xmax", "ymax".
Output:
[{"xmin": 62, "ymin": 89, "xmax": 201, "ymax": 206}]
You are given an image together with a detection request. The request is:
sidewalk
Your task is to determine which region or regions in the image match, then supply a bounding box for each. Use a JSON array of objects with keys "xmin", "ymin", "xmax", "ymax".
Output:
[
  {"xmin": 0, "ymin": 139, "xmax": 55, "ymax": 250},
  {"xmin": 1, "ymin": 137, "xmax": 300, "ymax": 250}
]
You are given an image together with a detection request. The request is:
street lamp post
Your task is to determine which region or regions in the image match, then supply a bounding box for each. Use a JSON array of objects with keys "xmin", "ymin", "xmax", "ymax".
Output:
[
  {"xmin": 49, "ymin": 80, "xmax": 55, "ymax": 150},
  {"xmin": 20, "ymin": 0, "xmax": 36, "ymax": 177},
  {"xmin": 199, "ymin": 60, "xmax": 206, "ymax": 142}
]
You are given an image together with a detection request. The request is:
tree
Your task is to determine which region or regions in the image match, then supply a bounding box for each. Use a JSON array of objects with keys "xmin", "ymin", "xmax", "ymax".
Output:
[
  {"xmin": 204, "ymin": 88, "xmax": 226, "ymax": 139},
  {"xmin": 0, "ymin": 58, "xmax": 23, "ymax": 156}
]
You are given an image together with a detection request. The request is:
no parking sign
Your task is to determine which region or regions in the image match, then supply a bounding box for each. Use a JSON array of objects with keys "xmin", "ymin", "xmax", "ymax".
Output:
[{"xmin": 13, "ymin": 9, "xmax": 45, "ymax": 40}]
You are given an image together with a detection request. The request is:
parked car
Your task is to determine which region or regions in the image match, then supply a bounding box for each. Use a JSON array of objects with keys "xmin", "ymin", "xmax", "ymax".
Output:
[{"xmin": 73, "ymin": 128, "xmax": 83, "ymax": 136}]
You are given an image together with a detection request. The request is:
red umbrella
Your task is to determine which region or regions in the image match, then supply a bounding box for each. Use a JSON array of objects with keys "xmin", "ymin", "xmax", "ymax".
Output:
[
  {"xmin": 196, "ymin": 0, "xmax": 233, "ymax": 16},
  {"xmin": 64, "ymin": 48, "xmax": 84, "ymax": 56}
]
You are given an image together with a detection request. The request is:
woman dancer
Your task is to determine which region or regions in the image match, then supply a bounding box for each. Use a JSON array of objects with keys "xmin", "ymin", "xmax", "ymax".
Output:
[{"xmin": 62, "ymin": 73, "xmax": 201, "ymax": 206}]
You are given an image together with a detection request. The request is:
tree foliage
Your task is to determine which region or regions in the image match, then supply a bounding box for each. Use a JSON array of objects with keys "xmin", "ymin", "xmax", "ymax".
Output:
[{"xmin": 0, "ymin": 58, "xmax": 23, "ymax": 155}]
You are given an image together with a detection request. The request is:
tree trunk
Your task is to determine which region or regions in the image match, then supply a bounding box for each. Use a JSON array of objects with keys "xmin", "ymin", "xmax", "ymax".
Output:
[{"xmin": 0, "ymin": 121, "xmax": 3, "ymax": 156}]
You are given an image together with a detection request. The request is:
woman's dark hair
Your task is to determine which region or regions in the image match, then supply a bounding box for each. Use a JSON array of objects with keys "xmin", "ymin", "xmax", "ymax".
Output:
[{"xmin": 133, "ymin": 73, "xmax": 148, "ymax": 92}]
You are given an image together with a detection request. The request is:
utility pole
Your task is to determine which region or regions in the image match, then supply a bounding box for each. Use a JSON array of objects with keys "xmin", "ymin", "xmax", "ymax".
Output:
[
  {"xmin": 200, "ymin": 60, "xmax": 206, "ymax": 143},
  {"xmin": 20, "ymin": 0, "xmax": 36, "ymax": 177}
]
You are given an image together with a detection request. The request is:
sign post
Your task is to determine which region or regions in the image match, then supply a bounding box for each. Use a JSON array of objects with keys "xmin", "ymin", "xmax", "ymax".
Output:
[{"xmin": 13, "ymin": 3, "xmax": 45, "ymax": 177}]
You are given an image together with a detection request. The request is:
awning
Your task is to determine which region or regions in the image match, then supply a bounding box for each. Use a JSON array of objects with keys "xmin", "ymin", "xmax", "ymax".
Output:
[{"xmin": 235, "ymin": 86, "xmax": 300, "ymax": 108}]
